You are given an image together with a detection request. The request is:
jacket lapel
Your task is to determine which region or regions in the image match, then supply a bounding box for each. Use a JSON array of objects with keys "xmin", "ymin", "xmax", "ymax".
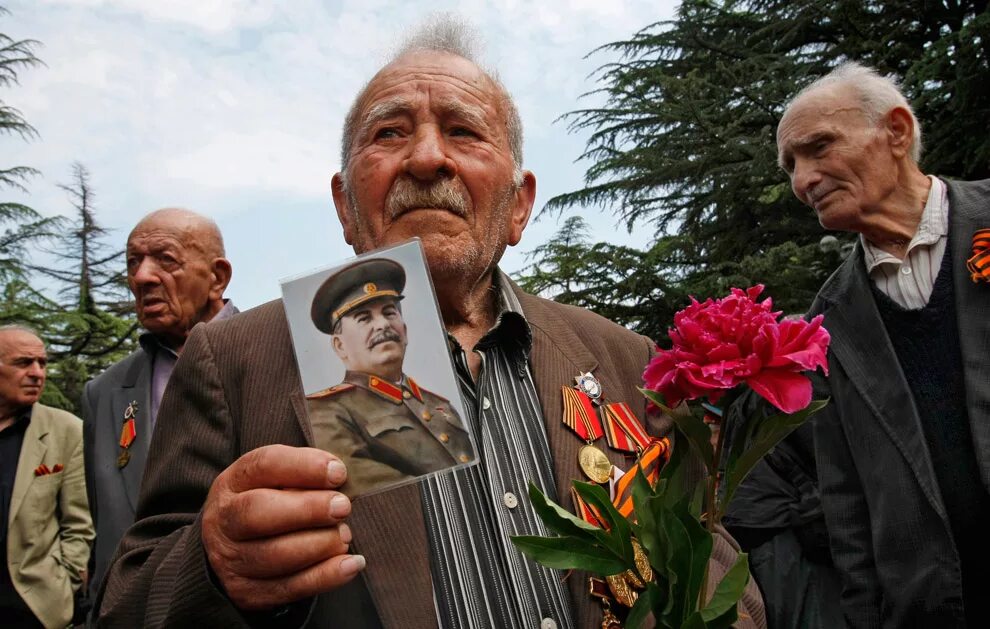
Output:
[
  {"xmin": 820, "ymin": 250, "xmax": 947, "ymax": 520},
  {"xmin": 514, "ymin": 284, "xmax": 633, "ymax": 627},
  {"xmin": 9, "ymin": 405, "xmax": 49, "ymax": 524},
  {"xmin": 117, "ymin": 355, "xmax": 152, "ymax": 513},
  {"xmin": 947, "ymin": 179, "xmax": 990, "ymax": 489}
]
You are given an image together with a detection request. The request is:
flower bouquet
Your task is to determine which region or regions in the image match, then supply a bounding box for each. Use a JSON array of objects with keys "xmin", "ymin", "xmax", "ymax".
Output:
[{"xmin": 511, "ymin": 286, "xmax": 830, "ymax": 628}]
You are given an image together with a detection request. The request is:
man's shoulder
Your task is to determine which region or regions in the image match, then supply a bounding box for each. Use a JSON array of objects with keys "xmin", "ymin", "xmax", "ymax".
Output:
[
  {"xmin": 32, "ymin": 403, "xmax": 83, "ymax": 432},
  {"xmin": 87, "ymin": 348, "xmax": 148, "ymax": 391},
  {"xmin": 306, "ymin": 383, "xmax": 357, "ymax": 401},
  {"xmin": 517, "ymin": 289, "xmax": 645, "ymax": 341},
  {"xmin": 191, "ymin": 299, "xmax": 288, "ymax": 344}
]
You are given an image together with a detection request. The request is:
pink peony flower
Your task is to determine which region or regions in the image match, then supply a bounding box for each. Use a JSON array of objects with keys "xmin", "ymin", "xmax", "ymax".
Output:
[{"xmin": 643, "ymin": 285, "xmax": 830, "ymax": 413}]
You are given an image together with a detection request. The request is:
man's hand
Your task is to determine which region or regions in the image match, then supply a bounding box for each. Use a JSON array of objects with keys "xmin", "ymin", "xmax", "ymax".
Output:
[{"xmin": 202, "ymin": 445, "xmax": 365, "ymax": 611}]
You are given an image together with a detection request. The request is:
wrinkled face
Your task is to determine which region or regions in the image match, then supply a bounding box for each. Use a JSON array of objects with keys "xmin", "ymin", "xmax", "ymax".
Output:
[
  {"xmin": 332, "ymin": 298, "xmax": 408, "ymax": 377},
  {"xmin": 126, "ymin": 220, "xmax": 219, "ymax": 343},
  {"xmin": 0, "ymin": 330, "xmax": 47, "ymax": 410},
  {"xmin": 334, "ymin": 50, "xmax": 533, "ymax": 281},
  {"xmin": 777, "ymin": 86, "xmax": 900, "ymax": 232}
]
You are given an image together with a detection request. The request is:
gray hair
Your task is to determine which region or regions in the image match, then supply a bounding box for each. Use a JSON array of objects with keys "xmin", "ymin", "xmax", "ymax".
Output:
[
  {"xmin": 339, "ymin": 14, "xmax": 524, "ymax": 187},
  {"xmin": 786, "ymin": 62, "xmax": 922, "ymax": 161}
]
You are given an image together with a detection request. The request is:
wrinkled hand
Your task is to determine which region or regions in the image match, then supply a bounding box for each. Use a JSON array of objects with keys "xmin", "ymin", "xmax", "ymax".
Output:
[{"xmin": 202, "ymin": 445, "xmax": 365, "ymax": 610}]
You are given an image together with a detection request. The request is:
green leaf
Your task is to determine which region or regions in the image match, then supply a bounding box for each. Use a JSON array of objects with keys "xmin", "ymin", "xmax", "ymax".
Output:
[
  {"xmin": 573, "ymin": 481, "xmax": 635, "ymax": 565},
  {"xmin": 673, "ymin": 496, "xmax": 713, "ymax": 611},
  {"xmin": 681, "ymin": 611, "xmax": 707, "ymax": 629},
  {"xmin": 626, "ymin": 582, "xmax": 661, "ymax": 629},
  {"xmin": 509, "ymin": 535, "xmax": 628, "ymax": 574},
  {"xmin": 700, "ymin": 552, "xmax": 750, "ymax": 627},
  {"xmin": 525, "ymin": 482, "xmax": 604, "ymax": 539},
  {"xmin": 656, "ymin": 502, "xmax": 693, "ymax": 623},
  {"xmin": 640, "ymin": 388, "xmax": 716, "ymax": 476},
  {"xmin": 719, "ymin": 399, "xmax": 828, "ymax": 521}
]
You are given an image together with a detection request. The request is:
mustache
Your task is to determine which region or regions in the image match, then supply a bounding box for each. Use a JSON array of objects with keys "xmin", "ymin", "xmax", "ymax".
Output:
[
  {"xmin": 385, "ymin": 177, "xmax": 469, "ymax": 218},
  {"xmin": 368, "ymin": 328, "xmax": 402, "ymax": 348}
]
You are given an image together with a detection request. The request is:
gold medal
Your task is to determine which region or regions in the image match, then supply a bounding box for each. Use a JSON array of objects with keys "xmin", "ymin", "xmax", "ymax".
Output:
[
  {"xmin": 117, "ymin": 449, "xmax": 131, "ymax": 469},
  {"xmin": 578, "ymin": 444, "xmax": 612, "ymax": 483}
]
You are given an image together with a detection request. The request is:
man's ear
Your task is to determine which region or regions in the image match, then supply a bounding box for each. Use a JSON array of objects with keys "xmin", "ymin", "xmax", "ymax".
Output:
[
  {"xmin": 331, "ymin": 173, "xmax": 355, "ymax": 245},
  {"xmin": 507, "ymin": 171, "xmax": 536, "ymax": 247},
  {"xmin": 210, "ymin": 258, "xmax": 233, "ymax": 300},
  {"xmin": 885, "ymin": 106, "xmax": 916, "ymax": 159},
  {"xmin": 331, "ymin": 334, "xmax": 346, "ymax": 361}
]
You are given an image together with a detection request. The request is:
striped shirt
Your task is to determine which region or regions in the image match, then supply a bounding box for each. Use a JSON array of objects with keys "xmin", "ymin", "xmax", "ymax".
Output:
[
  {"xmin": 862, "ymin": 176, "xmax": 949, "ymax": 309},
  {"xmin": 422, "ymin": 271, "xmax": 574, "ymax": 629}
]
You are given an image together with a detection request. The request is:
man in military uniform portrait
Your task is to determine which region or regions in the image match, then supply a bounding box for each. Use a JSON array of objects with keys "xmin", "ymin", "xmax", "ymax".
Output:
[{"xmin": 307, "ymin": 257, "xmax": 473, "ymax": 497}]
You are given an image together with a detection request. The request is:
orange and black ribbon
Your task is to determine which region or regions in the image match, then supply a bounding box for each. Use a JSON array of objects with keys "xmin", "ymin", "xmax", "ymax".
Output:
[
  {"xmin": 601, "ymin": 402, "xmax": 652, "ymax": 453},
  {"xmin": 612, "ymin": 439, "xmax": 671, "ymax": 518},
  {"xmin": 968, "ymin": 228, "xmax": 990, "ymax": 283},
  {"xmin": 561, "ymin": 386, "xmax": 605, "ymax": 441},
  {"xmin": 119, "ymin": 417, "xmax": 136, "ymax": 449},
  {"xmin": 571, "ymin": 486, "xmax": 608, "ymax": 529}
]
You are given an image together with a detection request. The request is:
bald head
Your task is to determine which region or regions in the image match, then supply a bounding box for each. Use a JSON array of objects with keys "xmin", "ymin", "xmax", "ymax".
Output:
[
  {"xmin": 0, "ymin": 325, "xmax": 47, "ymax": 418},
  {"xmin": 126, "ymin": 207, "xmax": 233, "ymax": 349},
  {"xmin": 131, "ymin": 207, "xmax": 226, "ymax": 259}
]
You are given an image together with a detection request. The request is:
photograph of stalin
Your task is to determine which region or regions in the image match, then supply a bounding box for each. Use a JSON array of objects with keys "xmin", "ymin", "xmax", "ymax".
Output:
[{"xmin": 306, "ymin": 257, "xmax": 474, "ymax": 498}]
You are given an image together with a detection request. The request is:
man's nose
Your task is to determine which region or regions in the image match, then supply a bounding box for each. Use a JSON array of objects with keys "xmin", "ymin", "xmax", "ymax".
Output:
[
  {"xmin": 791, "ymin": 158, "xmax": 821, "ymax": 206},
  {"xmin": 27, "ymin": 360, "xmax": 45, "ymax": 380},
  {"xmin": 130, "ymin": 258, "xmax": 161, "ymax": 287},
  {"xmin": 403, "ymin": 125, "xmax": 458, "ymax": 182}
]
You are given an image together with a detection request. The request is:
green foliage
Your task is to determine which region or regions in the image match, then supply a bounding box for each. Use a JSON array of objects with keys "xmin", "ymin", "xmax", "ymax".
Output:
[
  {"xmin": 517, "ymin": 0, "xmax": 989, "ymax": 338},
  {"xmin": 0, "ymin": 6, "xmax": 57, "ymax": 287}
]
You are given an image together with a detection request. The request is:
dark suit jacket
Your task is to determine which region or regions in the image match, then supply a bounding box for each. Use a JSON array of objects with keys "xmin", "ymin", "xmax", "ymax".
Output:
[
  {"xmin": 82, "ymin": 347, "xmax": 154, "ymax": 597},
  {"xmin": 809, "ymin": 179, "xmax": 990, "ymax": 628},
  {"xmin": 98, "ymin": 283, "xmax": 764, "ymax": 628}
]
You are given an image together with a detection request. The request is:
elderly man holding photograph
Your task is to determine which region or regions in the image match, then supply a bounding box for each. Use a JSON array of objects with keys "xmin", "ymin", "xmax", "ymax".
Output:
[
  {"xmin": 99, "ymin": 17, "xmax": 763, "ymax": 629},
  {"xmin": 777, "ymin": 63, "xmax": 990, "ymax": 627}
]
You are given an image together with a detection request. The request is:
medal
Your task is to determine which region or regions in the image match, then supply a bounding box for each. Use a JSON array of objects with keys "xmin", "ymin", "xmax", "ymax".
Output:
[
  {"xmin": 117, "ymin": 401, "xmax": 138, "ymax": 469},
  {"xmin": 574, "ymin": 372, "xmax": 603, "ymax": 403},
  {"xmin": 578, "ymin": 444, "xmax": 612, "ymax": 483},
  {"xmin": 601, "ymin": 401, "xmax": 652, "ymax": 453}
]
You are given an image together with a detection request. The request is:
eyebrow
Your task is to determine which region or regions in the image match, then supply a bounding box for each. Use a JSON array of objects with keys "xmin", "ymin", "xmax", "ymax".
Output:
[
  {"xmin": 358, "ymin": 96, "xmax": 492, "ymax": 140},
  {"xmin": 778, "ymin": 131, "xmax": 833, "ymax": 169},
  {"xmin": 357, "ymin": 97, "xmax": 415, "ymax": 140}
]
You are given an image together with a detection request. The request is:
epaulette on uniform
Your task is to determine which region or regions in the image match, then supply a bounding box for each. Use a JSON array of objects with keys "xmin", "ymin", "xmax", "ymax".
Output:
[{"xmin": 306, "ymin": 383, "xmax": 356, "ymax": 399}]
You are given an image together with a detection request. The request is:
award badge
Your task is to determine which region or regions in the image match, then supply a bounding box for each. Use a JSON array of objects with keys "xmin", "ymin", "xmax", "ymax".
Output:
[
  {"xmin": 117, "ymin": 401, "xmax": 138, "ymax": 469},
  {"xmin": 561, "ymin": 380, "xmax": 611, "ymax": 483}
]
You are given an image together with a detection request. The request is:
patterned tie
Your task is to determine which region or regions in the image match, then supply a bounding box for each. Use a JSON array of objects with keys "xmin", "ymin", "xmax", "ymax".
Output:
[{"xmin": 967, "ymin": 228, "xmax": 990, "ymax": 283}]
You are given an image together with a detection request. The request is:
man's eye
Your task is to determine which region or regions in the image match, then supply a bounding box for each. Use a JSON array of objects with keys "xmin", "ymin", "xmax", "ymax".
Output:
[
  {"xmin": 374, "ymin": 127, "xmax": 401, "ymax": 140},
  {"xmin": 449, "ymin": 126, "xmax": 477, "ymax": 138},
  {"xmin": 813, "ymin": 140, "xmax": 830, "ymax": 154}
]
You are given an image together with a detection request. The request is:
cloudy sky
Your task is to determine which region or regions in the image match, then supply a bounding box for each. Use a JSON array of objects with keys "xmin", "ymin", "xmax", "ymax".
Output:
[{"xmin": 4, "ymin": 0, "xmax": 676, "ymax": 309}]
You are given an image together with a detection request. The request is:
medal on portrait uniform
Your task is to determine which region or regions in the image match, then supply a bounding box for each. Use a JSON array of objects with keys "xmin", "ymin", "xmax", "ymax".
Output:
[{"xmin": 117, "ymin": 401, "xmax": 138, "ymax": 469}]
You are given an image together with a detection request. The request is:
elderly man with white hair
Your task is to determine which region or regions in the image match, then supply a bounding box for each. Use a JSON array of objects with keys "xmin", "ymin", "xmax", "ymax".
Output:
[{"xmin": 777, "ymin": 62, "xmax": 990, "ymax": 628}]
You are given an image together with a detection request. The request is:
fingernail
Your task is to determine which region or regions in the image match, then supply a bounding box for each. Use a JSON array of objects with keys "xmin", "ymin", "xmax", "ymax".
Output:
[
  {"xmin": 327, "ymin": 461, "xmax": 347, "ymax": 484},
  {"xmin": 330, "ymin": 494, "xmax": 351, "ymax": 518},
  {"xmin": 338, "ymin": 523, "xmax": 352, "ymax": 545},
  {"xmin": 340, "ymin": 554, "xmax": 366, "ymax": 576}
]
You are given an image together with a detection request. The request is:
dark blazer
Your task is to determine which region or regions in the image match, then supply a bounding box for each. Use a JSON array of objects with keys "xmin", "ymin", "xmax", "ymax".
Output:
[
  {"xmin": 98, "ymin": 283, "xmax": 765, "ymax": 628},
  {"xmin": 809, "ymin": 179, "xmax": 990, "ymax": 628},
  {"xmin": 82, "ymin": 347, "xmax": 154, "ymax": 597}
]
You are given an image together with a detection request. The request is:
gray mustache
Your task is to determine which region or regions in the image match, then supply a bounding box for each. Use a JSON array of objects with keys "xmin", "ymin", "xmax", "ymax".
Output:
[
  {"xmin": 369, "ymin": 329, "xmax": 402, "ymax": 348},
  {"xmin": 386, "ymin": 178, "xmax": 468, "ymax": 218}
]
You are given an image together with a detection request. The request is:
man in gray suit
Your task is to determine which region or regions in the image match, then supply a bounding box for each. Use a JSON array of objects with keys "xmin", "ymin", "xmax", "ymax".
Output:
[
  {"xmin": 777, "ymin": 62, "xmax": 990, "ymax": 627},
  {"xmin": 81, "ymin": 208, "xmax": 236, "ymax": 600}
]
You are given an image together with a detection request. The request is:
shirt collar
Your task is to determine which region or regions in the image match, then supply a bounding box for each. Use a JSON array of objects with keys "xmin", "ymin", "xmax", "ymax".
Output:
[
  {"xmin": 862, "ymin": 175, "xmax": 948, "ymax": 270},
  {"xmin": 447, "ymin": 269, "xmax": 533, "ymax": 366}
]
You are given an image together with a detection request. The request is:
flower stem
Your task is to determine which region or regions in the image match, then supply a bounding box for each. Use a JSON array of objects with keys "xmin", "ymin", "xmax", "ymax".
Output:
[{"xmin": 698, "ymin": 415, "xmax": 726, "ymax": 610}]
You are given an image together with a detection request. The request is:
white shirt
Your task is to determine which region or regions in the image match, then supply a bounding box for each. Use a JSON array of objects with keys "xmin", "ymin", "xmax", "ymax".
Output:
[{"xmin": 862, "ymin": 175, "xmax": 949, "ymax": 309}]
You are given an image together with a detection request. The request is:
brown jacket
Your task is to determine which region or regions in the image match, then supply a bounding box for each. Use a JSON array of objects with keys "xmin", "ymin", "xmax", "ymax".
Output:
[{"xmin": 99, "ymin": 285, "xmax": 765, "ymax": 628}]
